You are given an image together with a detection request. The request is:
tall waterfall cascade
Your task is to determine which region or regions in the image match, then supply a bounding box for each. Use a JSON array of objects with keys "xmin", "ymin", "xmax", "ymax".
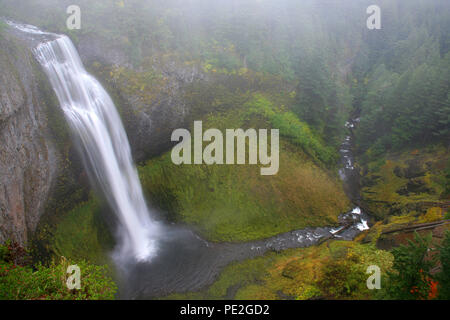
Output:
[{"xmin": 9, "ymin": 21, "xmax": 159, "ymax": 262}]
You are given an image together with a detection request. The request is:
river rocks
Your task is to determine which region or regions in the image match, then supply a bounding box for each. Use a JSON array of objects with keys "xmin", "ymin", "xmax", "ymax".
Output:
[{"xmin": 0, "ymin": 33, "xmax": 57, "ymax": 245}]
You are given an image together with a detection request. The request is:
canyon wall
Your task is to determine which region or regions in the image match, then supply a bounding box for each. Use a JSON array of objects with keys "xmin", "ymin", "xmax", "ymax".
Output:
[{"xmin": 0, "ymin": 32, "xmax": 58, "ymax": 245}]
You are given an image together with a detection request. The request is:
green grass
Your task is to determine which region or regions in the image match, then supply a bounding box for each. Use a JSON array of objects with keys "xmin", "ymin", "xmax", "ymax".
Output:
[
  {"xmin": 33, "ymin": 194, "xmax": 114, "ymax": 266},
  {"xmin": 50, "ymin": 197, "xmax": 114, "ymax": 265},
  {"xmin": 0, "ymin": 247, "xmax": 117, "ymax": 300},
  {"xmin": 244, "ymin": 94, "xmax": 338, "ymax": 165},
  {"xmin": 139, "ymin": 101, "xmax": 349, "ymax": 242}
]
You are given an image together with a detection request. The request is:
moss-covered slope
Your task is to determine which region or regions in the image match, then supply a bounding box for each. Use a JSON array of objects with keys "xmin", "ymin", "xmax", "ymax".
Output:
[
  {"xmin": 360, "ymin": 145, "xmax": 449, "ymax": 221},
  {"xmin": 139, "ymin": 95, "xmax": 349, "ymax": 242}
]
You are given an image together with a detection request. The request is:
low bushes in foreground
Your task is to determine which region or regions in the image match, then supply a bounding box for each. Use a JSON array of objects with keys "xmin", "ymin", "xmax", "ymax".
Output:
[{"xmin": 0, "ymin": 241, "xmax": 117, "ymax": 300}]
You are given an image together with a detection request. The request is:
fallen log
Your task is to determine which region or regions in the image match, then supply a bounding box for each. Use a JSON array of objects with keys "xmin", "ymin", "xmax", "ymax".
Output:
[{"xmin": 381, "ymin": 220, "xmax": 450, "ymax": 235}]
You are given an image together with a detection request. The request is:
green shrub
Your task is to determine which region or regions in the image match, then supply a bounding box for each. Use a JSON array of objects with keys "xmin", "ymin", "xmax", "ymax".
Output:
[
  {"xmin": 436, "ymin": 231, "xmax": 450, "ymax": 299},
  {"xmin": 0, "ymin": 243, "xmax": 117, "ymax": 300},
  {"xmin": 444, "ymin": 211, "xmax": 450, "ymax": 220},
  {"xmin": 0, "ymin": 243, "xmax": 8, "ymax": 261},
  {"xmin": 384, "ymin": 232, "xmax": 434, "ymax": 300},
  {"xmin": 318, "ymin": 251, "xmax": 367, "ymax": 298},
  {"xmin": 244, "ymin": 94, "xmax": 337, "ymax": 165}
]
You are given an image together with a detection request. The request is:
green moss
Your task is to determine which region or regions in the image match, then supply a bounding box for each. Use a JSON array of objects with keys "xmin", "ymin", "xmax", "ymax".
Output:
[
  {"xmin": 361, "ymin": 145, "xmax": 449, "ymax": 220},
  {"xmin": 51, "ymin": 197, "xmax": 114, "ymax": 265},
  {"xmin": 139, "ymin": 106, "xmax": 348, "ymax": 242},
  {"xmin": 244, "ymin": 94, "xmax": 338, "ymax": 166},
  {"xmin": 33, "ymin": 194, "xmax": 114, "ymax": 266}
]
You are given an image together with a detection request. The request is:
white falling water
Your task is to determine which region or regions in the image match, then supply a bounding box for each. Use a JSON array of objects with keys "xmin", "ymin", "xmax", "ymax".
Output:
[{"xmin": 31, "ymin": 33, "xmax": 159, "ymax": 261}]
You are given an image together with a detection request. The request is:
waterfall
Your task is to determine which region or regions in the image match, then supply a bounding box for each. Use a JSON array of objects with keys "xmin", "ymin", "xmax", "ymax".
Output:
[{"xmin": 30, "ymin": 32, "xmax": 159, "ymax": 261}]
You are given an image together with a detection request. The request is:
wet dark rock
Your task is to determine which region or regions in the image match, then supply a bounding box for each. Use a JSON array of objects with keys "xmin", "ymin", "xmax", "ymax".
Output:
[
  {"xmin": 75, "ymin": 33, "xmax": 207, "ymax": 161},
  {"xmin": 0, "ymin": 32, "xmax": 58, "ymax": 245},
  {"xmin": 396, "ymin": 186, "xmax": 409, "ymax": 196},
  {"xmin": 396, "ymin": 178, "xmax": 434, "ymax": 195},
  {"xmin": 276, "ymin": 290, "xmax": 296, "ymax": 300},
  {"xmin": 361, "ymin": 175, "xmax": 380, "ymax": 187},
  {"xmin": 403, "ymin": 159, "xmax": 426, "ymax": 179},
  {"xmin": 393, "ymin": 159, "xmax": 426, "ymax": 179},
  {"xmin": 393, "ymin": 166, "xmax": 404, "ymax": 178},
  {"xmin": 77, "ymin": 33, "xmax": 131, "ymax": 68},
  {"xmin": 225, "ymin": 284, "xmax": 242, "ymax": 299},
  {"xmin": 376, "ymin": 235, "xmax": 397, "ymax": 250}
]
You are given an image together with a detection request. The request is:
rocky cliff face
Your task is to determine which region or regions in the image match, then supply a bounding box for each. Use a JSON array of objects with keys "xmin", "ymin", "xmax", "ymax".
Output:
[
  {"xmin": 0, "ymin": 32, "xmax": 58, "ymax": 245},
  {"xmin": 0, "ymin": 28, "xmax": 205, "ymax": 245},
  {"xmin": 77, "ymin": 33, "xmax": 206, "ymax": 161}
]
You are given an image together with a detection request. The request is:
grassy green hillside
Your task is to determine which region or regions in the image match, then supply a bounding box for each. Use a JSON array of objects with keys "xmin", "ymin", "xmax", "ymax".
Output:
[{"xmin": 139, "ymin": 94, "xmax": 349, "ymax": 242}]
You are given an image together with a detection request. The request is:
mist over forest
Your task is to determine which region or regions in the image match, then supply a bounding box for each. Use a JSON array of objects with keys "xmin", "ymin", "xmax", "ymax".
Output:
[{"xmin": 0, "ymin": 0, "xmax": 449, "ymax": 302}]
